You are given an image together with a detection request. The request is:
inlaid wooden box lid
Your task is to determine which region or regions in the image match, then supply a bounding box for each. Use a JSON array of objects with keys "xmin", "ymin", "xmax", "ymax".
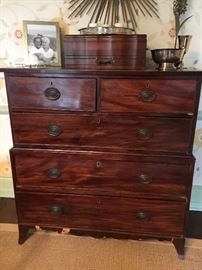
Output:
[{"xmin": 62, "ymin": 34, "xmax": 147, "ymax": 69}]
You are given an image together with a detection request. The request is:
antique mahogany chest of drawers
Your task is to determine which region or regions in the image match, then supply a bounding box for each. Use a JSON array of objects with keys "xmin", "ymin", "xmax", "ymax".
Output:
[{"xmin": 3, "ymin": 68, "xmax": 202, "ymax": 258}]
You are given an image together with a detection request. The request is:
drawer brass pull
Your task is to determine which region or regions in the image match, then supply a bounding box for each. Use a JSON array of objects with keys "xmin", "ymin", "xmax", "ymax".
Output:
[
  {"xmin": 47, "ymin": 168, "xmax": 61, "ymax": 178},
  {"xmin": 136, "ymin": 211, "xmax": 150, "ymax": 221},
  {"xmin": 137, "ymin": 128, "xmax": 153, "ymax": 140},
  {"xmin": 138, "ymin": 174, "xmax": 153, "ymax": 184},
  {"xmin": 49, "ymin": 205, "xmax": 64, "ymax": 215},
  {"xmin": 139, "ymin": 88, "xmax": 156, "ymax": 103},
  {"xmin": 47, "ymin": 124, "xmax": 62, "ymax": 137},
  {"xmin": 44, "ymin": 87, "xmax": 61, "ymax": 101},
  {"xmin": 96, "ymin": 58, "xmax": 114, "ymax": 65}
]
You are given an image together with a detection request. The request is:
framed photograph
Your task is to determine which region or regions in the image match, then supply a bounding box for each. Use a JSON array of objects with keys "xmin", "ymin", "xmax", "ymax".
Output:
[{"xmin": 23, "ymin": 20, "xmax": 61, "ymax": 66}]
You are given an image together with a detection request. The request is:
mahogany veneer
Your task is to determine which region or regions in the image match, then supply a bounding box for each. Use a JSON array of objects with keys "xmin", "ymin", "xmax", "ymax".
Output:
[
  {"xmin": 3, "ymin": 68, "xmax": 202, "ymax": 259},
  {"xmin": 62, "ymin": 35, "xmax": 146, "ymax": 69}
]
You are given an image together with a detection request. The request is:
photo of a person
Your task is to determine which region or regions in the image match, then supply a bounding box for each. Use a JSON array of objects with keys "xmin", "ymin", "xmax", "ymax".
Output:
[
  {"xmin": 24, "ymin": 21, "xmax": 61, "ymax": 66},
  {"xmin": 28, "ymin": 35, "xmax": 43, "ymax": 65},
  {"xmin": 34, "ymin": 36, "xmax": 57, "ymax": 64}
]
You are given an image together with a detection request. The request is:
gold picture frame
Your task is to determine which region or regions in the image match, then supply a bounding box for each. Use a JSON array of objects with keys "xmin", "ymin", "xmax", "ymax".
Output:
[{"xmin": 23, "ymin": 20, "xmax": 61, "ymax": 67}]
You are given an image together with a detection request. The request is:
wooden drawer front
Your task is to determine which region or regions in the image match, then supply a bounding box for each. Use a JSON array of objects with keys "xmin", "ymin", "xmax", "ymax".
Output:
[
  {"xmin": 6, "ymin": 76, "xmax": 96, "ymax": 112},
  {"xmin": 101, "ymin": 79, "xmax": 197, "ymax": 114},
  {"xmin": 17, "ymin": 193, "xmax": 186, "ymax": 236},
  {"xmin": 63, "ymin": 35, "xmax": 146, "ymax": 57},
  {"xmin": 12, "ymin": 149, "xmax": 190, "ymax": 199},
  {"xmin": 12, "ymin": 113, "xmax": 192, "ymax": 153},
  {"xmin": 64, "ymin": 57, "xmax": 145, "ymax": 69}
]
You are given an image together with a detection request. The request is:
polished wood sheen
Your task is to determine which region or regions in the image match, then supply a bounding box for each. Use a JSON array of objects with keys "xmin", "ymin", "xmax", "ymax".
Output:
[
  {"xmin": 17, "ymin": 192, "xmax": 186, "ymax": 236},
  {"xmin": 101, "ymin": 79, "xmax": 197, "ymax": 113},
  {"xmin": 11, "ymin": 148, "xmax": 192, "ymax": 199},
  {"xmin": 3, "ymin": 68, "xmax": 202, "ymax": 259},
  {"xmin": 11, "ymin": 113, "xmax": 192, "ymax": 153},
  {"xmin": 6, "ymin": 76, "xmax": 96, "ymax": 112},
  {"xmin": 63, "ymin": 35, "xmax": 146, "ymax": 69}
]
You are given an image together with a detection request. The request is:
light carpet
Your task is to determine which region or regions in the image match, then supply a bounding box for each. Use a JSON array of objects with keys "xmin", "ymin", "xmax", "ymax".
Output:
[{"xmin": 0, "ymin": 224, "xmax": 202, "ymax": 270}]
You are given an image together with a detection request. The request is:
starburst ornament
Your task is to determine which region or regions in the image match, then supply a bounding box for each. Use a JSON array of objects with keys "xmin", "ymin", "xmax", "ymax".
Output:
[{"xmin": 67, "ymin": 0, "xmax": 159, "ymax": 31}]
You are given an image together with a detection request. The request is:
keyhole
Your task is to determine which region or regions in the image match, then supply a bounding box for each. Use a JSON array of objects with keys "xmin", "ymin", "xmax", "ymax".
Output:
[{"xmin": 96, "ymin": 161, "xmax": 102, "ymax": 168}]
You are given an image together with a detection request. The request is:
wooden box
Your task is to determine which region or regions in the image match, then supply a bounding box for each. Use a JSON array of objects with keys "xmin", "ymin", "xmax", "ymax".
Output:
[{"xmin": 62, "ymin": 34, "xmax": 147, "ymax": 69}]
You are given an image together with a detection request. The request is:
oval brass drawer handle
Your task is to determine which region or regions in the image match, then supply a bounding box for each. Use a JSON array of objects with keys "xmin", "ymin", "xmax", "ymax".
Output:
[
  {"xmin": 47, "ymin": 124, "xmax": 63, "ymax": 137},
  {"xmin": 49, "ymin": 205, "xmax": 64, "ymax": 215},
  {"xmin": 136, "ymin": 128, "xmax": 153, "ymax": 140},
  {"xmin": 47, "ymin": 168, "xmax": 61, "ymax": 179},
  {"xmin": 136, "ymin": 211, "xmax": 151, "ymax": 221},
  {"xmin": 44, "ymin": 87, "xmax": 61, "ymax": 101},
  {"xmin": 139, "ymin": 88, "xmax": 156, "ymax": 103},
  {"xmin": 138, "ymin": 174, "xmax": 153, "ymax": 184}
]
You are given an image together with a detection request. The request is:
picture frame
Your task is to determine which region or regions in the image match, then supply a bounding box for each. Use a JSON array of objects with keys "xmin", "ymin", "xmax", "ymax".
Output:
[{"xmin": 23, "ymin": 20, "xmax": 61, "ymax": 67}]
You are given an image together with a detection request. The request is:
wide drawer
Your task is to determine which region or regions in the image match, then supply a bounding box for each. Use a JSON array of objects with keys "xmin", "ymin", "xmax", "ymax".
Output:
[
  {"xmin": 63, "ymin": 35, "xmax": 146, "ymax": 69},
  {"xmin": 64, "ymin": 56, "xmax": 144, "ymax": 69},
  {"xmin": 12, "ymin": 148, "xmax": 193, "ymax": 200},
  {"xmin": 11, "ymin": 113, "xmax": 193, "ymax": 153},
  {"xmin": 17, "ymin": 192, "xmax": 186, "ymax": 237},
  {"xmin": 101, "ymin": 79, "xmax": 197, "ymax": 114},
  {"xmin": 6, "ymin": 76, "xmax": 96, "ymax": 112}
]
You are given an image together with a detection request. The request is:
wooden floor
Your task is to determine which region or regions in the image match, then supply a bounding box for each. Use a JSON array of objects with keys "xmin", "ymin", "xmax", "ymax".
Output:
[{"xmin": 0, "ymin": 197, "xmax": 202, "ymax": 239}]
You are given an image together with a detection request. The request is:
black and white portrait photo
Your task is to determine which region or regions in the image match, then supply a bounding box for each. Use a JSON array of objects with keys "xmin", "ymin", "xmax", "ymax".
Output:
[{"xmin": 23, "ymin": 21, "xmax": 61, "ymax": 66}]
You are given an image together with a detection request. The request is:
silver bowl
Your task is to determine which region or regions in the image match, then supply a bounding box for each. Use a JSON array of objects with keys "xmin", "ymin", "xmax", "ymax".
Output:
[{"xmin": 151, "ymin": 48, "xmax": 185, "ymax": 71}]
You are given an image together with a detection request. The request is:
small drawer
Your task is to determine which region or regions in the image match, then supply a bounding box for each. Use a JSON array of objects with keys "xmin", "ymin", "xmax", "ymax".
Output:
[
  {"xmin": 101, "ymin": 79, "xmax": 197, "ymax": 114},
  {"xmin": 63, "ymin": 34, "xmax": 146, "ymax": 70},
  {"xmin": 11, "ymin": 113, "xmax": 193, "ymax": 154},
  {"xmin": 12, "ymin": 148, "xmax": 192, "ymax": 200},
  {"xmin": 64, "ymin": 56, "xmax": 145, "ymax": 69},
  {"xmin": 6, "ymin": 76, "xmax": 96, "ymax": 112},
  {"xmin": 17, "ymin": 192, "xmax": 186, "ymax": 237}
]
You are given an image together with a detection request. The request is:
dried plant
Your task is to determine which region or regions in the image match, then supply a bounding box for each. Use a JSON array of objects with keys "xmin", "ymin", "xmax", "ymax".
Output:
[
  {"xmin": 67, "ymin": 0, "xmax": 159, "ymax": 31},
  {"xmin": 173, "ymin": 0, "xmax": 192, "ymax": 47}
]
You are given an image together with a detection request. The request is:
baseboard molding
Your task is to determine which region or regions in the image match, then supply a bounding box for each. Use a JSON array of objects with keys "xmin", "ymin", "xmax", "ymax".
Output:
[{"xmin": 0, "ymin": 178, "xmax": 14, "ymax": 198}]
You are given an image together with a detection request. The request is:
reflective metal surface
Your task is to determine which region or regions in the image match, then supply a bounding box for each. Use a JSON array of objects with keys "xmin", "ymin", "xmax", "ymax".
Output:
[
  {"xmin": 151, "ymin": 48, "xmax": 185, "ymax": 71},
  {"xmin": 79, "ymin": 26, "xmax": 134, "ymax": 35}
]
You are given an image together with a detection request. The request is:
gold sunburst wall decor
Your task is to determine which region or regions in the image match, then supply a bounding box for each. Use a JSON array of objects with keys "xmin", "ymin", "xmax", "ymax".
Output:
[{"xmin": 67, "ymin": 0, "xmax": 159, "ymax": 31}]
